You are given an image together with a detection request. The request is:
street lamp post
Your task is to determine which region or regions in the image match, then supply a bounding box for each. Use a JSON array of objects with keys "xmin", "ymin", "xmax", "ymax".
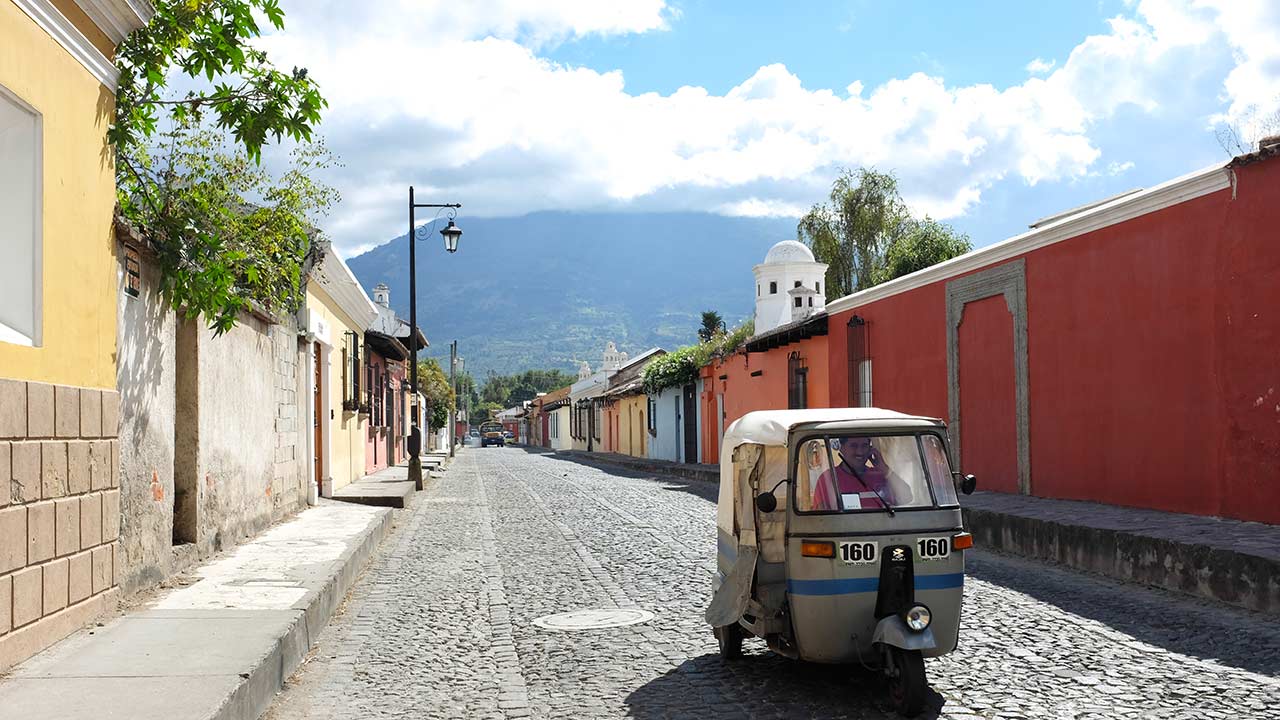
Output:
[
  {"xmin": 448, "ymin": 340, "xmax": 457, "ymax": 459},
  {"xmin": 407, "ymin": 186, "xmax": 463, "ymax": 491}
]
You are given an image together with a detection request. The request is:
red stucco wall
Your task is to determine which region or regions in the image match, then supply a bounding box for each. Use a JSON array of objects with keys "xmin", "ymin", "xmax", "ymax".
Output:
[
  {"xmin": 818, "ymin": 156, "xmax": 1280, "ymax": 524},
  {"xmin": 701, "ymin": 334, "xmax": 829, "ymax": 463}
]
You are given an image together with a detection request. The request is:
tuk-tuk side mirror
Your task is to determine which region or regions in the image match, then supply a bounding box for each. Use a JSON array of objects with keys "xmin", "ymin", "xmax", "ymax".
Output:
[
  {"xmin": 955, "ymin": 473, "xmax": 977, "ymax": 495},
  {"xmin": 755, "ymin": 492, "xmax": 778, "ymax": 513}
]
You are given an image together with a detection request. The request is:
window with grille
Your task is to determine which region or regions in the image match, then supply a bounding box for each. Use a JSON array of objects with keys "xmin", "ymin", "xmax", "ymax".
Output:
[
  {"xmin": 787, "ymin": 352, "xmax": 808, "ymax": 409},
  {"xmin": 647, "ymin": 395, "xmax": 657, "ymax": 435},
  {"xmin": 848, "ymin": 316, "xmax": 872, "ymax": 407},
  {"xmin": 342, "ymin": 331, "xmax": 361, "ymax": 411}
]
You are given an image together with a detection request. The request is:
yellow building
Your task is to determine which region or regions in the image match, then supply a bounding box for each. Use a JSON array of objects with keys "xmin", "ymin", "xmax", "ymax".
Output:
[
  {"xmin": 615, "ymin": 393, "xmax": 649, "ymax": 458},
  {"xmin": 301, "ymin": 245, "xmax": 380, "ymax": 497},
  {"xmin": 0, "ymin": 0, "xmax": 151, "ymax": 671}
]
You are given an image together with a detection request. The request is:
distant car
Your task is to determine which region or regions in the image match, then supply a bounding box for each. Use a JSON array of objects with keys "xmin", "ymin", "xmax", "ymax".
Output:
[
  {"xmin": 502, "ymin": 431, "xmax": 514, "ymax": 439},
  {"xmin": 469, "ymin": 429, "xmax": 479, "ymax": 438}
]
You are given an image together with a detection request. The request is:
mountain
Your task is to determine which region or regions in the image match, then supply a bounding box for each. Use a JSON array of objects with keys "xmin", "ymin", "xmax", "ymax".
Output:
[{"xmin": 345, "ymin": 211, "xmax": 796, "ymax": 378}]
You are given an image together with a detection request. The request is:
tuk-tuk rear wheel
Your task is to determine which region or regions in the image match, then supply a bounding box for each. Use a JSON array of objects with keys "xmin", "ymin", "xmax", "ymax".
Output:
[
  {"xmin": 887, "ymin": 647, "xmax": 926, "ymax": 717},
  {"xmin": 714, "ymin": 624, "xmax": 743, "ymax": 659}
]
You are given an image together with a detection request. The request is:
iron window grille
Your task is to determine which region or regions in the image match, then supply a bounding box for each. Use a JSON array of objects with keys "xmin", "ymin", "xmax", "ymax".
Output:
[
  {"xmin": 646, "ymin": 395, "xmax": 657, "ymax": 435},
  {"xmin": 848, "ymin": 315, "xmax": 872, "ymax": 407},
  {"xmin": 788, "ymin": 351, "xmax": 808, "ymax": 409},
  {"xmin": 342, "ymin": 331, "xmax": 362, "ymax": 412}
]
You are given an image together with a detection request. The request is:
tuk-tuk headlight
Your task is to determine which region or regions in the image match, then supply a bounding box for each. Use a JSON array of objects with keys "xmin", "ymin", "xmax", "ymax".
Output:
[{"xmin": 904, "ymin": 604, "xmax": 931, "ymax": 632}]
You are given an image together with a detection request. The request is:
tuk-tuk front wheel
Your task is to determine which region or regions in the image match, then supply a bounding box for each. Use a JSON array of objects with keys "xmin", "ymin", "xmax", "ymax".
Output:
[
  {"xmin": 886, "ymin": 647, "xmax": 926, "ymax": 717},
  {"xmin": 714, "ymin": 624, "xmax": 743, "ymax": 659}
]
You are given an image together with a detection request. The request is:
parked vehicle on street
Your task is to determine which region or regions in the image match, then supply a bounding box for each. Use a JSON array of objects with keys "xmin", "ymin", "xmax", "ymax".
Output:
[
  {"xmin": 706, "ymin": 408, "xmax": 977, "ymax": 717},
  {"xmin": 479, "ymin": 421, "xmax": 505, "ymax": 447}
]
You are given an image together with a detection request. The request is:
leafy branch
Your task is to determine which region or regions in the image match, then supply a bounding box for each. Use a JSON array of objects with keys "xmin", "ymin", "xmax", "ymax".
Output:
[{"xmin": 113, "ymin": 0, "xmax": 331, "ymax": 333}]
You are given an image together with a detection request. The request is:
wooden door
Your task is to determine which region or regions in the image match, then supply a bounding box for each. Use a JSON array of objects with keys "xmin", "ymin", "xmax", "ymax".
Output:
[
  {"xmin": 313, "ymin": 342, "xmax": 323, "ymax": 491},
  {"xmin": 682, "ymin": 384, "xmax": 697, "ymax": 464}
]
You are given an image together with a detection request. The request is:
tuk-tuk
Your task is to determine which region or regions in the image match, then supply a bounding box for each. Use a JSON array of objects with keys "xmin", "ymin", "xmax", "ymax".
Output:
[{"xmin": 706, "ymin": 409, "xmax": 977, "ymax": 716}]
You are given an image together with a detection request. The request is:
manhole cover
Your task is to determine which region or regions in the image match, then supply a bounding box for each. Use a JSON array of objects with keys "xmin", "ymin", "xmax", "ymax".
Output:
[{"xmin": 532, "ymin": 608, "xmax": 654, "ymax": 631}]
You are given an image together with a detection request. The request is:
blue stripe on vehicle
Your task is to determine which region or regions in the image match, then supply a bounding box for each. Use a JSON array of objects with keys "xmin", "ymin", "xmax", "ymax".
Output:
[
  {"xmin": 787, "ymin": 577, "xmax": 880, "ymax": 595},
  {"xmin": 915, "ymin": 572, "xmax": 964, "ymax": 590},
  {"xmin": 786, "ymin": 573, "xmax": 964, "ymax": 596}
]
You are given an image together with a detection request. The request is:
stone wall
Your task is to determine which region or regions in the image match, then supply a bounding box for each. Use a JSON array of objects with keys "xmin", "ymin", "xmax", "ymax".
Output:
[
  {"xmin": 117, "ymin": 258, "xmax": 179, "ymax": 592},
  {"xmin": 0, "ymin": 380, "xmax": 121, "ymax": 671},
  {"xmin": 116, "ymin": 247, "xmax": 310, "ymax": 595}
]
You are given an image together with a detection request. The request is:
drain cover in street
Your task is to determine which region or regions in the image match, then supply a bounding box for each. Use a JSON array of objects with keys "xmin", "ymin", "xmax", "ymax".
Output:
[{"xmin": 532, "ymin": 608, "xmax": 654, "ymax": 631}]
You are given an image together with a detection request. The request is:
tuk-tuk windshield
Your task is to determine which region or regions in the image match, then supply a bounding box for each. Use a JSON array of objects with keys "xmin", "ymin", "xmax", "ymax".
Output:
[{"xmin": 794, "ymin": 433, "xmax": 959, "ymax": 513}]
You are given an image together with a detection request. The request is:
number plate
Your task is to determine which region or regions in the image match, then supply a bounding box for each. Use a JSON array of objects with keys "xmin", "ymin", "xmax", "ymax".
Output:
[
  {"xmin": 838, "ymin": 541, "xmax": 878, "ymax": 565},
  {"xmin": 916, "ymin": 536, "xmax": 951, "ymax": 561}
]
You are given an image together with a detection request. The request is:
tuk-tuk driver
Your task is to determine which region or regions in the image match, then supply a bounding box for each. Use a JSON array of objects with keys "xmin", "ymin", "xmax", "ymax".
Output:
[{"xmin": 812, "ymin": 436, "xmax": 913, "ymax": 511}]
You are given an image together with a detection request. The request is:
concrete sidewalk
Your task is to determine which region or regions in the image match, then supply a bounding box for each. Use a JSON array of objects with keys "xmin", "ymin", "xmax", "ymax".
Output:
[
  {"xmin": 568, "ymin": 449, "xmax": 1280, "ymax": 614},
  {"xmin": 0, "ymin": 500, "xmax": 394, "ymax": 720},
  {"xmin": 332, "ymin": 465, "xmax": 415, "ymax": 508},
  {"xmin": 963, "ymin": 491, "xmax": 1280, "ymax": 614}
]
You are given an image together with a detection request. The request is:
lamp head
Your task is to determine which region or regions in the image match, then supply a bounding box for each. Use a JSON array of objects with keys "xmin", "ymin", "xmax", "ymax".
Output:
[{"xmin": 441, "ymin": 219, "xmax": 462, "ymax": 253}]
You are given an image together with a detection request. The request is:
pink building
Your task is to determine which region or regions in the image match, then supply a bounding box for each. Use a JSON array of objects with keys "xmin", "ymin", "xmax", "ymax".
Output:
[{"xmin": 364, "ymin": 284, "xmax": 426, "ymax": 474}]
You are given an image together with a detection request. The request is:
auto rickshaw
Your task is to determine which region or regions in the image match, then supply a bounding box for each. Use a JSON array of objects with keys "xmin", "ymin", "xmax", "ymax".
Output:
[{"xmin": 706, "ymin": 408, "xmax": 977, "ymax": 716}]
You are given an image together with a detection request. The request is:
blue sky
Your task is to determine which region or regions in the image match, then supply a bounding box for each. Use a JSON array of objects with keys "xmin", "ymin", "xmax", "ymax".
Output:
[
  {"xmin": 262, "ymin": 0, "xmax": 1280, "ymax": 256},
  {"xmin": 541, "ymin": 0, "xmax": 1236, "ymax": 245}
]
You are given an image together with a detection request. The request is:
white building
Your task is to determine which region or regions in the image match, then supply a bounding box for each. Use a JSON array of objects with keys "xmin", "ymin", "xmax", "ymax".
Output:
[
  {"xmin": 753, "ymin": 240, "xmax": 829, "ymax": 334},
  {"xmin": 569, "ymin": 341, "xmax": 629, "ymax": 451}
]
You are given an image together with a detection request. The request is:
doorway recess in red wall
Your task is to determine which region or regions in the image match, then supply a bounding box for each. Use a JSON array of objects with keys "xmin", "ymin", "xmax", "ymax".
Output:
[{"xmin": 957, "ymin": 295, "xmax": 1019, "ymax": 494}]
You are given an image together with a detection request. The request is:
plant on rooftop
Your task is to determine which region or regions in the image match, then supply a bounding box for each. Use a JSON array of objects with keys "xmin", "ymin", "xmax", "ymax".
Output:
[{"xmin": 643, "ymin": 320, "xmax": 754, "ymax": 394}]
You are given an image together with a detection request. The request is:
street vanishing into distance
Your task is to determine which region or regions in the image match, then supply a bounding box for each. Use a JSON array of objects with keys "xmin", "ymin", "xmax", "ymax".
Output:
[{"xmin": 265, "ymin": 449, "xmax": 1280, "ymax": 720}]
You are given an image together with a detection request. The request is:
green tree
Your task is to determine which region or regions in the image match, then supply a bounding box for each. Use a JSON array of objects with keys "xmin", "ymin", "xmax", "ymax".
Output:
[
  {"xmin": 797, "ymin": 168, "xmax": 910, "ymax": 297},
  {"xmin": 698, "ymin": 311, "xmax": 725, "ymax": 342},
  {"xmin": 875, "ymin": 218, "xmax": 972, "ymax": 284},
  {"xmin": 478, "ymin": 368, "xmax": 577, "ymax": 408},
  {"xmin": 125, "ymin": 127, "xmax": 339, "ymax": 332},
  {"xmin": 113, "ymin": 0, "xmax": 330, "ymax": 333},
  {"xmin": 417, "ymin": 359, "xmax": 455, "ymax": 432}
]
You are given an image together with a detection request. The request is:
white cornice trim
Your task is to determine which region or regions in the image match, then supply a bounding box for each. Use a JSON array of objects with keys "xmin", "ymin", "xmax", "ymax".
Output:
[
  {"xmin": 826, "ymin": 161, "xmax": 1233, "ymax": 315},
  {"xmin": 312, "ymin": 251, "xmax": 380, "ymax": 331},
  {"xmin": 74, "ymin": 0, "xmax": 154, "ymax": 44},
  {"xmin": 12, "ymin": 0, "xmax": 120, "ymax": 88}
]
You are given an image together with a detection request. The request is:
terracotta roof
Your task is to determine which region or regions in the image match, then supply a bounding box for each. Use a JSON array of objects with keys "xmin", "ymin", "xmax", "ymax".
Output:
[{"xmin": 1228, "ymin": 136, "xmax": 1280, "ymax": 168}]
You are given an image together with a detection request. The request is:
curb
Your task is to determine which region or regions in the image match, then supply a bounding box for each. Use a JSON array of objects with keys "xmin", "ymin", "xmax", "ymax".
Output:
[
  {"xmin": 963, "ymin": 505, "xmax": 1280, "ymax": 615},
  {"xmin": 211, "ymin": 507, "xmax": 395, "ymax": 720},
  {"xmin": 558, "ymin": 450, "xmax": 718, "ymax": 484}
]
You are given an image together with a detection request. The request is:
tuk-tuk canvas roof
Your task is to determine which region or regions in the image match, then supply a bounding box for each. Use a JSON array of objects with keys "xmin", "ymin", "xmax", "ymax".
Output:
[{"xmin": 719, "ymin": 408, "xmax": 938, "ymax": 457}]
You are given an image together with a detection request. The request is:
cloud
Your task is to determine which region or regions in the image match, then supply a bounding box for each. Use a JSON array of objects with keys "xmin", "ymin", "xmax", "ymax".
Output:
[
  {"xmin": 1107, "ymin": 160, "xmax": 1136, "ymax": 175},
  {"xmin": 1195, "ymin": 0, "xmax": 1280, "ymax": 124},
  {"xmin": 717, "ymin": 198, "xmax": 809, "ymax": 218},
  {"xmin": 1025, "ymin": 58, "xmax": 1056, "ymax": 75},
  {"xmin": 258, "ymin": 0, "xmax": 1280, "ymax": 256}
]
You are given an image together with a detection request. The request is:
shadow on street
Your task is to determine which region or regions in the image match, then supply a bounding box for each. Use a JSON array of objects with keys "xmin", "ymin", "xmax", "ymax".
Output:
[{"xmin": 623, "ymin": 649, "xmax": 945, "ymax": 720}]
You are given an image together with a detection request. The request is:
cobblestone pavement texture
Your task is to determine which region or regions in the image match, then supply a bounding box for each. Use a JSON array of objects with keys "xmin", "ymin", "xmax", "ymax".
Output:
[{"xmin": 264, "ymin": 448, "xmax": 1280, "ymax": 720}]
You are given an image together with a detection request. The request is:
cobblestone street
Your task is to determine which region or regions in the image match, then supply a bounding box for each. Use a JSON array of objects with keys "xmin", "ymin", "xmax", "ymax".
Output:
[{"xmin": 265, "ymin": 448, "xmax": 1280, "ymax": 720}]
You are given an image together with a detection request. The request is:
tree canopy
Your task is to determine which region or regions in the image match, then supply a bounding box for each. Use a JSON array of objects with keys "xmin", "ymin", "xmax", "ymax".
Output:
[
  {"xmin": 416, "ymin": 359, "xmax": 455, "ymax": 432},
  {"xmin": 113, "ymin": 0, "xmax": 331, "ymax": 334},
  {"xmin": 798, "ymin": 169, "xmax": 971, "ymax": 298},
  {"xmin": 467, "ymin": 369, "xmax": 578, "ymax": 421},
  {"xmin": 698, "ymin": 311, "xmax": 726, "ymax": 342}
]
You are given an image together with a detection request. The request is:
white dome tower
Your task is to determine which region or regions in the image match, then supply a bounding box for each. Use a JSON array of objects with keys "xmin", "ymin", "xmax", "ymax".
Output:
[{"xmin": 753, "ymin": 240, "xmax": 829, "ymax": 334}]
